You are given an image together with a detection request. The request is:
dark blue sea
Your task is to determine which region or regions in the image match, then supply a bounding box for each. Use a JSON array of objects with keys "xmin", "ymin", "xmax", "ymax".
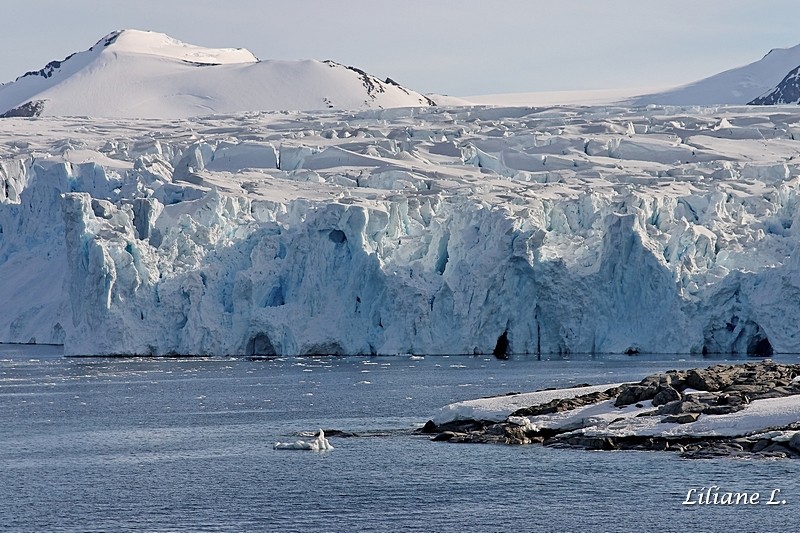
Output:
[{"xmin": 1, "ymin": 345, "xmax": 799, "ymax": 532}]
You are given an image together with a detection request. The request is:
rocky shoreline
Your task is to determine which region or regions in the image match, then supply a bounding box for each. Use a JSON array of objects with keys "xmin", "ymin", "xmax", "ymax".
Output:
[{"xmin": 422, "ymin": 361, "xmax": 800, "ymax": 459}]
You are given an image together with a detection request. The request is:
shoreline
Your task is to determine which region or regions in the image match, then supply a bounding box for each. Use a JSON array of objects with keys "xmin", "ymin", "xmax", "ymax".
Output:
[{"xmin": 424, "ymin": 360, "xmax": 800, "ymax": 459}]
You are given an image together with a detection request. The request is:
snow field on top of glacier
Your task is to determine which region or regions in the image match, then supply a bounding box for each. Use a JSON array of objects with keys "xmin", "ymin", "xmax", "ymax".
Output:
[{"xmin": 2, "ymin": 103, "xmax": 800, "ymax": 356}]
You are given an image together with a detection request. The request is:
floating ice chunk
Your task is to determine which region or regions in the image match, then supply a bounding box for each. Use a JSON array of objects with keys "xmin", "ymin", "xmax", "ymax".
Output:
[{"xmin": 273, "ymin": 429, "xmax": 334, "ymax": 451}]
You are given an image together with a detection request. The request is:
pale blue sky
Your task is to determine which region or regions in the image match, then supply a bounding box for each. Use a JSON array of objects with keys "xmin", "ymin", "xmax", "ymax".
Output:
[{"xmin": 4, "ymin": 0, "xmax": 800, "ymax": 95}]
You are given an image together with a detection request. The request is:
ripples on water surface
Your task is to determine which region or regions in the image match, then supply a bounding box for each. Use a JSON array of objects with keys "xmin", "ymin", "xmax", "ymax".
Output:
[{"xmin": 1, "ymin": 345, "xmax": 799, "ymax": 532}]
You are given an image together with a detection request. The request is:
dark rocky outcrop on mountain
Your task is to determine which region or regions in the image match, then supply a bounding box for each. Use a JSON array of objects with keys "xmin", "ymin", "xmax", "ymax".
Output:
[
  {"xmin": 750, "ymin": 65, "xmax": 800, "ymax": 105},
  {"xmin": 0, "ymin": 100, "xmax": 44, "ymax": 118}
]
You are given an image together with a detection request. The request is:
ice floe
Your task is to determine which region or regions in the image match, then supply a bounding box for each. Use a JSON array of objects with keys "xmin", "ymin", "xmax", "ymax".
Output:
[{"xmin": 274, "ymin": 429, "xmax": 333, "ymax": 451}]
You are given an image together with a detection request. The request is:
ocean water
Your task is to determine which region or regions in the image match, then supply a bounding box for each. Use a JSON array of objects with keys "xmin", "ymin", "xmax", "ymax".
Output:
[{"xmin": 1, "ymin": 345, "xmax": 799, "ymax": 532}]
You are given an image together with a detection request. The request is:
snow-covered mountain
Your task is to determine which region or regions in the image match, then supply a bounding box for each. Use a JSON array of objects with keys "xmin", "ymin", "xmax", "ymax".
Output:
[
  {"xmin": 0, "ymin": 29, "xmax": 434, "ymax": 118},
  {"xmin": 631, "ymin": 44, "xmax": 800, "ymax": 106},
  {"xmin": 750, "ymin": 65, "xmax": 800, "ymax": 105},
  {"xmin": 2, "ymin": 105, "xmax": 800, "ymax": 356}
]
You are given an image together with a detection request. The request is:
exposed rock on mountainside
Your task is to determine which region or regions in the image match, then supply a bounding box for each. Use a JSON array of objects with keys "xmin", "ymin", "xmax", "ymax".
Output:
[
  {"xmin": 631, "ymin": 43, "xmax": 800, "ymax": 106},
  {"xmin": 750, "ymin": 65, "xmax": 800, "ymax": 105}
]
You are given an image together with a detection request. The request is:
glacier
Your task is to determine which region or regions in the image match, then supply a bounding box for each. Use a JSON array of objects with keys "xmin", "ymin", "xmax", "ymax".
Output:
[{"xmin": 2, "ymin": 104, "xmax": 800, "ymax": 356}]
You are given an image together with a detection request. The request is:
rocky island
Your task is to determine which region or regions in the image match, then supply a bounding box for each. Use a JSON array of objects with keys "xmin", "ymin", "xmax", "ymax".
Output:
[{"xmin": 423, "ymin": 361, "xmax": 800, "ymax": 459}]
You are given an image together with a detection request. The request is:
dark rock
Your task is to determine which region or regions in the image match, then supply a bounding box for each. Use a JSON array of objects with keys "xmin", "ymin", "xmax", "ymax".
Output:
[
  {"xmin": 614, "ymin": 384, "xmax": 657, "ymax": 407},
  {"xmin": 789, "ymin": 433, "xmax": 800, "ymax": 453},
  {"xmin": 701, "ymin": 405, "xmax": 745, "ymax": 416},
  {"xmin": 723, "ymin": 384, "xmax": 764, "ymax": 394},
  {"xmin": 759, "ymin": 451, "xmax": 790, "ymax": 459},
  {"xmin": 503, "ymin": 426, "xmax": 533, "ymax": 445},
  {"xmin": 431, "ymin": 431, "xmax": 462, "ymax": 442},
  {"xmin": 685, "ymin": 367, "xmax": 735, "ymax": 392},
  {"xmin": 725, "ymin": 442, "xmax": 745, "ymax": 452},
  {"xmin": 732, "ymin": 438, "xmax": 754, "ymax": 451},
  {"xmin": 421, "ymin": 420, "xmax": 438, "ymax": 433},
  {"xmin": 661, "ymin": 413, "xmax": 700, "ymax": 424},
  {"xmin": 652, "ymin": 385, "xmax": 681, "ymax": 407},
  {"xmin": 753, "ymin": 390, "xmax": 790, "ymax": 400},
  {"xmin": 759, "ymin": 443, "xmax": 791, "ymax": 456},
  {"xmin": 484, "ymin": 424, "xmax": 506, "ymax": 436},
  {"xmin": 0, "ymin": 100, "xmax": 45, "ymax": 118},
  {"xmin": 684, "ymin": 369, "xmax": 709, "ymax": 391},
  {"xmin": 657, "ymin": 400, "xmax": 682, "ymax": 415},
  {"xmin": 562, "ymin": 435, "xmax": 617, "ymax": 450},
  {"xmin": 658, "ymin": 399, "xmax": 706, "ymax": 415},
  {"xmin": 717, "ymin": 393, "xmax": 746, "ymax": 406},
  {"xmin": 639, "ymin": 375, "xmax": 661, "ymax": 388},
  {"xmin": 511, "ymin": 386, "xmax": 620, "ymax": 417},
  {"xmin": 750, "ymin": 66, "xmax": 800, "ymax": 105},
  {"xmin": 658, "ymin": 394, "xmax": 745, "ymax": 416},
  {"xmin": 430, "ymin": 419, "xmax": 487, "ymax": 433},
  {"xmin": 680, "ymin": 441, "xmax": 748, "ymax": 459},
  {"xmin": 614, "ymin": 385, "xmax": 641, "ymax": 407},
  {"xmin": 320, "ymin": 429, "xmax": 358, "ymax": 438},
  {"xmin": 752, "ymin": 439, "xmax": 771, "ymax": 453}
]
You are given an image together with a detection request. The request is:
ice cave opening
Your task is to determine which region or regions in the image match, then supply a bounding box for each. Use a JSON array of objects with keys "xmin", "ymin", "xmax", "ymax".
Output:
[
  {"xmin": 493, "ymin": 330, "xmax": 510, "ymax": 359},
  {"xmin": 747, "ymin": 336, "xmax": 774, "ymax": 357},
  {"xmin": 245, "ymin": 333, "xmax": 277, "ymax": 357},
  {"xmin": 701, "ymin": 317, "xmax": 774, "ymax": 356},
  {"xmin": 328, "ymin": 229, "xmax": 347, "ymax": 244}
]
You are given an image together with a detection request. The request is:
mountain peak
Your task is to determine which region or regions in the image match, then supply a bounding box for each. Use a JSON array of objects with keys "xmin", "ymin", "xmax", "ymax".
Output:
[
  {"xmin": 632, "ymin": 41, "xmax": 800, "ymax": 106},
  {"xmin": 0, "ymin": 30, "xmax": 433, "ymax": 118},
  {"xmin": 93, "ymin": 29, "xmax": 259, "ymax": 65},
  {"xmin": 761, "ymin": 42, "xmax": 800, "ymax": 61}
]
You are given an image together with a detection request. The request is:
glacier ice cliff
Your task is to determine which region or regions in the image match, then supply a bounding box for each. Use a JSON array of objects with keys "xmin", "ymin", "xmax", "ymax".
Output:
[{"xmin": 2, "ymin": 105, "xmax": 800, "ymax": 355}]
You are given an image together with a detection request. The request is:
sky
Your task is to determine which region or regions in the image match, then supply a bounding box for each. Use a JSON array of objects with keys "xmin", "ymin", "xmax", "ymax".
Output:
[{"xmin": 2, "ymin": 0, "xmax": 800, "ymax": 96}]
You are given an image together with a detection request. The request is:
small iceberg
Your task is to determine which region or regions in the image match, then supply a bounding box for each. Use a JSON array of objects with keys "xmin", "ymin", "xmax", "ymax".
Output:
[{"xmin": 274, "ymin": 429, "xmax": 334, "ymax": 451}]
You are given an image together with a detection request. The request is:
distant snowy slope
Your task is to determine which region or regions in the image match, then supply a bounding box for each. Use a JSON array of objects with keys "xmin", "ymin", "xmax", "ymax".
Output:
[
  {"xmin": 631, "ymin": 43, "xmax": 800, "ymax": 106},
  {"xmin": 0, "ymin": 30, "xmax": 434, "ymax": 118},
  {"xmin": 462, "ymin": 87, "xmax": 664, "ymax": 107}
]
